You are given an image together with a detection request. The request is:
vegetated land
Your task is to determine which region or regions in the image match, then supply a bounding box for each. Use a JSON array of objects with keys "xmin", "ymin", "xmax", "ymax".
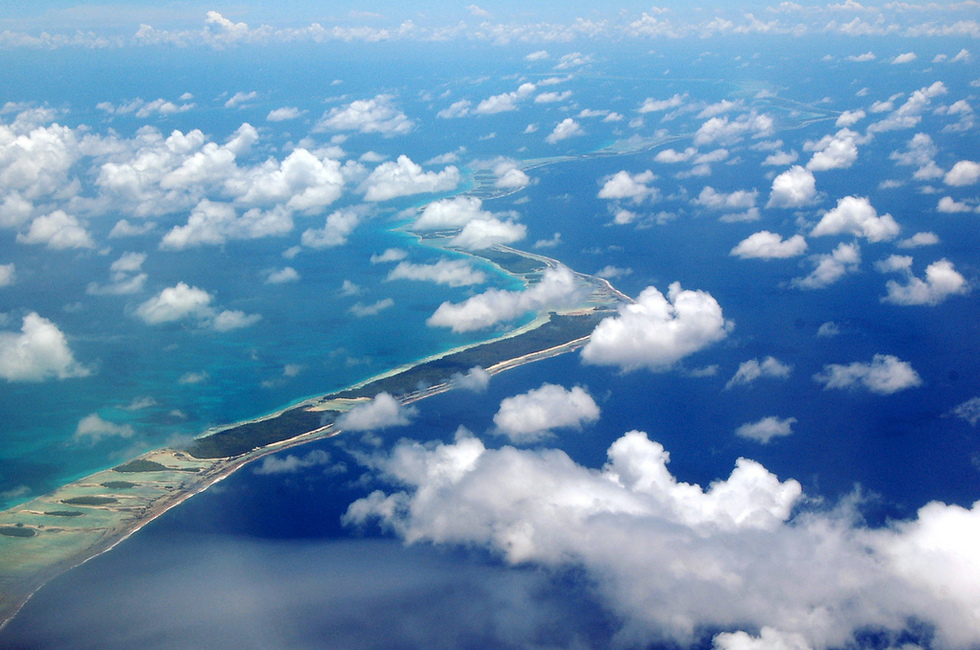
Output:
[
  {"xmin": 187, "ymin": 407, "xmax": 332, "ymax": 459},
  {"xmin": 473, "ymin": 249, "xmax": 548, "ymax": 275},
  {"xmin": 336, "ymin": 311, "xmax": 608, "ymax": 400},
  {"xmin": 60, "ymin": 497, "xmax": 118, "ymax": 506},
  {"xmin": 0, "ymin": 526, "xmax": 35, "ymax": 538},
  {"xmin": 113, "ymin": 459, "xmax": 168, "ymax": 473},
  {"xmin": 42, "ymin": 511, "xmax": 85, "ymax": 517},
  {"xmin": 100, "ymin": 481, "xmax": 136, "ymax": 489}
]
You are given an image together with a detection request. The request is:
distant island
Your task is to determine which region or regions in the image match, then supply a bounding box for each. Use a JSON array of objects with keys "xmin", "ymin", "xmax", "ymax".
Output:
[{"xmin": 0, "ymin": 242, "xmax": 630, "ymax": 630}]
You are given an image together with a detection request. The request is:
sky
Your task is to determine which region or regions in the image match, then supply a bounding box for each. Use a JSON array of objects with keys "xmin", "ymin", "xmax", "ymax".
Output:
[{"xmin": 1, "ymin": 2, "xmax": 980, "ymax": 649}]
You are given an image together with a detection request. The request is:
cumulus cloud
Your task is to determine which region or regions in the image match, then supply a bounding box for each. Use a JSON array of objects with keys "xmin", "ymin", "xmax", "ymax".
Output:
[
  {"xmin": 814, "ymin": 354, "xmax": 922, "ymax": 394},
  {"xmin": 791, "ymin": 242, "xmax": 861, "ymax": 290},
  {"xmin": 491, "ymin": 159, "xmax": 530, "ymax": 189},
  {"xmin": 87, "ymin": 251, "xmax": 148, "ymax": 296},
  {"xmin": 437, "ymin": 99, "xmax": 472, "ymax": 119},
  {"xmin": 0, "ymin": 312, "xmax": 91, "ymax": 382},
  {"xmin": 413, "ymin": 196, "xmax": 492, "ymax": 230},
  {"xmin": 264, "ymin": 266, "xmax": 300, "ymax": 284},
  {"xmin": 254, "ymin": 449, "xmax": 334, "ymax": 475},
  {"xmin": 337, "ymin": 392, "xmax": 416, "ymax": 431},
  {"xmin": 730, "ymin": 231, "xmax": 808, "ymax": 260},
  {"xmin": 735, "ymin": 416, "xmax": 797, "ymax": 444},
  {"xmin": 450, "ymin": 366, "xmax": 491, "ymax": 392},
  {"xmin": 345, "ymin": 430, "xmax": 980, "ymax": 648},
  {"xmin": 878, "ymin": 257, "xmax": 968, "ymax": 306},
  {"xmin": 835, "ymin": 109, "xmax": 865, "ymax": 127},
  {"xmin": 370, "ymin": 248, "xmax": 407, "ymax": 264},
  {"xmin": 766, "ymin": 166, "xmax": 817, "ymax": 208},
  {"xmin": 889, "ymin": 132, "xmax": 944, "ymax": 180},
  {"xmin": 74, "ymin": 413, "xmax": 135, "ymax": 443},
  {"xmin": 951, "ymin": 396, "xmax": 980, "ymax": 426},
  {"xmin": 0, "ymin": 263, "xmax": 14, "ymax": 287},
  {"xmin": 316, "ymin": 95, "xmax": 413, "ymax": 135},
  {"xmin": 637, "ymin": 94, "xmax": 686, "ymax": 113},
  {"xmin": 448, "ymin": 218, "xmax": 527, "ymax": 250},
  {"xmin": 266, "ymin": 106, "xmax": 304, "ymax": 121},
  {"xmin": 804, "ymin": 128, "xmax": 861, "ymax": 171},
  {"xmin": 892, "ymin": 51, "xmax": 917, "ymax": 64},
  {"xmin": 897, "ymin": 231, "xmax": 939, "ymax": 248},
  {"xmin": 581, "ymin": 282, "xmax": 732, "ymax": 372},
  {"xmin": 361, "ymin": 155, "xmax": 460, "ymax": 201},
  {"xmin": 427, "ymin": 266, "xmax": 581, "ymax": 332},
  {"xmin": 135, "ymin": 282, "xmax": 260, "ymax": 331},
  {"xmin": 545, "ymin": 118, "xmax": 583, "ymax": 144},
  {"xmin": 937, "ymin": 196, "xmax": 977, "ymax": 213},
  {"xmin": 597, "ymin": 170, "xmax": 657, "ymax": 203},
  {"xmin": 868, "ymin": 81, "xmax": 947, "ymax": 133},
  {"xmin": 725, "ymin": 357, "xmax": 792, "ymax": 389},
  {"xmin": 492, "ymin": 384, "xmax": 600, "ymax": 443},
  {"xmin": 160, "ymin": 201, "xmax": 291, "ymax": 250},
  {"xmin": 811, "ymin": 196, "xmax": 900, "ymax": 242},
  {"xmin": 301, "ymin": 209, "xmax": 362, "ymax": 248},
  {"xmin": 654, "ymin": 147, "xmax": 697, "ymax": 163},
  {"xmin": 694, "ymin": 112, "xmax": 774, "ymax": 146},
  {"xmin": 944, "ymin": 160, "xmax": 980, "ymax": 186},
  {"xmin": 349, "ymin": 298, "xmax": 394, "ymax": 317},
  {"xmin": 17, "ymin": 210, "xmax": 94, "ymax": 249},
  {"xmin": 694, "ymin": 187, "xmax": 758, "ymax": 213},
  {"xmin": 387, "ymin": 259, "xmax": 486, "ymax": 287}
]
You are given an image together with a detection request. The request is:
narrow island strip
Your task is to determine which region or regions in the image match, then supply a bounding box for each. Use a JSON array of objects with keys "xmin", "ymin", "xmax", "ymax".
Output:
[{"xmin": 0, "ymin": 243, "xmax": 630, "ymax": 631}]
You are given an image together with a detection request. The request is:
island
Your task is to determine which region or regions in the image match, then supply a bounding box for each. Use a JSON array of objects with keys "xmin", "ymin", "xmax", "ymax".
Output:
[{"xmin": 0, "ymin": 242, "xmax": 631, "ymax": 631}]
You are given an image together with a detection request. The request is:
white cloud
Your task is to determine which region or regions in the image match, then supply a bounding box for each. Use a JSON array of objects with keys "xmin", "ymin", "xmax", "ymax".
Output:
[
  {"xmin": 897, "ymin": 231, "xmax": 939, "ymax": 248},
  {"xmin": 413, "ymin": 196, "xmax": 491, "ymax": 230},
  {"xmin": 160, "ymin": 201, "xmax": 293, "ymax": 250},
  {"xmin": 695, "ymin": 187, "xmax": 758, "ymax": 211},
  {"xmin": 730, "ymin": 231, "xmax": 808, "ymax": 259},
  {"xmin": 337, "ymin": 392, "xmax": 416, "ymax": 431},
  {"xmin": 474, "ymin": 83, "xmax": 536, "ymax": 115},
  {"xmin": 814, "ymin": 354, "xmax": 922, "ymax": 394},
  {"xmin": 74, "ymin": 413, "xmax": 135, "ymax": 443},
  {"xmin": 135, "ymin": 282, "xmax": 259, "ymax": 331},
  {"xmin": 264, "ymin": 267, "xmax": 300, "ymax": 284},
  {"xmin": 301, "ymin": 209, "xmax": 362, "ymax": 248},
  {"xmin": 254, "ymin": 449, "xmax": 334, "ymax": 475},
  {"xmin": 545, "ymin": 118, "xmax": 583, "ymax": 144},
  {"xmin": 792, "ymin": 242, "xmax": 861, "ymax": 290},
  {"xmin": 846, "ymin": 51, "xmax": 876, "ymax": 61},
  {"xmin": 951, "ymin": 396, "xmax": 980, "ymax": 426},
  {"xmin": 735, "ymin": 416, "xmax": 797, "ymax": 444},
  {"xmin": 937, "ymin": 196, "xmax": 977, "ymax": 213},
  {"xmin": 87, "ymin": 251, "xmax": 148, "ymax": 296},
  {"xmin": 535, "ymin": 90, "xmax": 572, "ymax": 104},
  {"xmin": 493, "ymin": 384, "xmax": 600, "ymax": 443},
  {"xmin": 581, "ymin": 282, "xmax": 732, "ymax": 372},
  {"xmin": 817, "ymin": 322, "xmax": 840, "ymax": 338},
  {"xmin": 638, "ymin": 94, "xmax": 686, "ymax": 113},
  {"xmin": 879, "ymin": 257, "xmax": 968, "ymax": 306},
  {"xmin": 725, "ymin": 357, "xmax": 793, "ymax": 389},
  {"xmin": 868, "ymin": 81, "xmax": 947, "ymax": 133},
  {"xmin": 889, "ymin": 133, "xmax": 945, "ymax": 180},
  {"xmin": 448, "ymin": 218, "xmax": 527, "ymax": 250},
  {"xmin": 450, "ymin": 366, "xmax": 491, "ymax": 392},
  {"xmin": 766, "ymin": 166, "xmax": 817, "ymax": 208},
  {"xmin": 467, "ymin": 5, "xmax": 491, "ymax": 18},
  {"xmin": 17, "ymin": 210, "xmax": 94, "ymax": 249},
  {"xmin": 266, "ymin": 106, "xmax": 304, "ymax": 122},
  {"xmin": 804, "ymin": 128, "xmax": 861, "ymax": 171},
  {"xmin": 492, "ymin": 160, "xmax": 530, "ymax": 189},
  {"xmin": 0, "ymin": 263, "xmax": 14, "ymax": 287},
  {"xmin": 361, "ymin": 155, "xmax": 460, "ymax": 201},
  {"xmin": 525, "ymin": 50, "xmax": 549, "ymax": 61},
  {"xmin": 654, "ymin": 148, "xmax": 697, "ymax": 163},
  {"xmin": 595, "ymin": 265, "xmax": 632, "ymax": 280},
  {"xmin": 370, "ymin": 248, "xmax": 408, "ymax": 264},
  {"xmin": 597, "ymin": 170, "xmax": 657, "ymax": 203},
  {"xmin": 892, "ymin": 51, "xmax": 917, "ymax": 64},
  {"xmin": 944, "ymin": 160, "xmax": 980, "ymax": 186},
  {"xmin": 349, "ymin": 298, "xmax": 394, "ymax": 317},
  {"xmin": 811, "ymin": 196, "xmax": 900, "ymax": 242},
  {"xmin": 427, "ymin": 266, "xmax": 581, "ymax": 332},
  {"xmin": 0, "ymin": 312, "xmax": 91, "ymax": 382},
  {"xmin": 387, "ymin": 259, "xmax": 486, "ymax": 287},
  {"xmin": 763, "ymin": 150, "xmax": 799, "ymax": 166},
  {"xmin": 316, "ymin": 95, "xmax": 413, "ymax": 135},
  {"xmin": 835, "ymin": 109, "xmax": 865, "ymax": 127},
  {"xmin": 224, "ymin": 91, "xmax": 257, "ymax": 108},
  {"xmin": 437, "ymin": 99, "xmax": 472, "ymax": 119},
  {"xmin": 694, "ymin": 112, "xmax": 774, "ymax": 146}
]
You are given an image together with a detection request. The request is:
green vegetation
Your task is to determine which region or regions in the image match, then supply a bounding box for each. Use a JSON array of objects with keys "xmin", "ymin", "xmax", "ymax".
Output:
[
  {"xmin": 472, "ymin": 249, "xmax": 547, "ymax": 275},
  {"xmin": 113, "ymin": 459, "xmax": 168, "ymax": 473},
  {"xmin": 188, "ymin": 407, "xmax": 331, "ymax": 459},
  {"xmin": 186, "ymin": 311, "xmax": 607, "ymax": 460},
  {"xmin": 61, "ymin": 496, "xmax": 118, "ymax": 506},
  {"xmin": 100, "ymin": 481, "xmax": 137, "ymax": 489},
  {"xmin": 0, "ymin": 526, "xmax": 35, "ymax": 538},
  {"xmin": 43, "ymin": 511, "xmax": 85, "ymax": 517},
  {"xmin": 337, "ymin": 312, "xmax": 607, "ymax": 399}
]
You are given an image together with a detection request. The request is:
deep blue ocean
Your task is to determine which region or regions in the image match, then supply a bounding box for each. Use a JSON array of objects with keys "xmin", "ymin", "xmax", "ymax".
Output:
[{"xmin": 2, "ymin": 35, "xmax": 979, "ymax": 648}]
